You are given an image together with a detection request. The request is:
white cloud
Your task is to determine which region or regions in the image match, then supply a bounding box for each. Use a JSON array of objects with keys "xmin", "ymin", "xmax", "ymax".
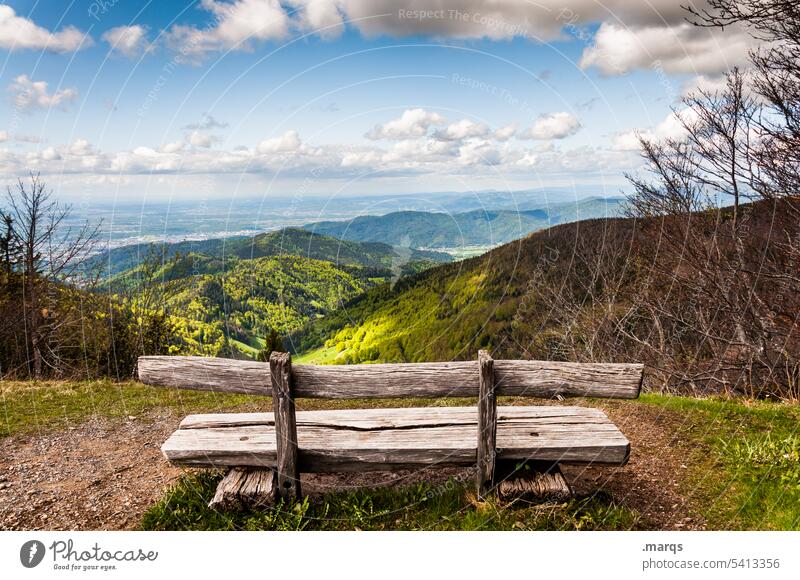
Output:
[
  {"xmin": 433, "ymin": 119, "xmax": 489, "ymax": 141},
  {"xmin": 40, "ymin": 146, "xmax": 61, "ymax": 161},
  {"xmin": 366, "ymin": 108, "xmax": 446, "ymax": 140},
  {"xmin": 102, "ymin": 25, "xmax": 150, "ymax": 58},
  {"xmin": 167, "ymin": 0, "xmax": 290, "ymax": 58},
  {"xmin": 290, "ymin": 0, "xmax": 345, "ymax": 39},
  {"xmin": 612, "ymin": 108, "xmax": 700, "ymax": 151},
  {"xmin": 69, "ymin": 139, "xmax": 93, "ymax": 156},
  {"xmin": 0, "ymin": 130, "xmax": 7, "ymax": 142},
  {"xmin": 153, "ymin": 0, "xmax": 765, "ymax": 86},
  {"xmin": 522, "ymin": 112, "xmax": 580, "ymax": 140},
  {"xmin": 9, "ymin": 75, "xmax": 78, "ymax": 112},
  {"xmin": 458, "ymin": 138, "xmax": 501, "ymax": 165},
  {"xmin": 580, "ymin": 22, "xmax": 755, "ymax": 76},
  {"xmin": 161, "ymin": 140, "xmax": 186, "ymax": 153},
  {"xmin": 493, "ymin": 124, "xmax": 517, "ymax": 141},
  {"xmin": 383, "ymin": 138, "xmax": 456, "ymax": 162},
  {"xmin": 340, "ymin": 149, "xmax": 382, "ymax": 167},
  {"xmin": 0, "ymin": 5, "xmax": 89, "ymax": 52},
  {"xmin": 188, "ymin": 131, "xmax": 219, "ymax": 148},
  {"xmin": 256, "ymin": 130, "xmax": 302, "ymax": 153}
]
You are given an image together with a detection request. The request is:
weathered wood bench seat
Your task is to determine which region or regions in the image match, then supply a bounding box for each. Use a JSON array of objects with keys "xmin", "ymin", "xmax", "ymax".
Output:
[
  {"xmin": 163, "ymin": 406, "xmax": 630, "ymax": 471},
  {"xmin": 138, "ymin": 351, "xmax": 642, "ymax": 506}
]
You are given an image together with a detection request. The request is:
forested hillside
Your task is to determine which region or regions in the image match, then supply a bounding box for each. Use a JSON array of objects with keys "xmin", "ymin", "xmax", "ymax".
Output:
[{"xmin": 100, "ymin": 228, "xmax": 452, "ymax": 360}]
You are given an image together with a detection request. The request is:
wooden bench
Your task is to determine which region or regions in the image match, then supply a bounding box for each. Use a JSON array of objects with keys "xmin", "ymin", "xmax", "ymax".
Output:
[{"xmin": 138, "ymin": 351, "xmax": 642, "ymax": 507}]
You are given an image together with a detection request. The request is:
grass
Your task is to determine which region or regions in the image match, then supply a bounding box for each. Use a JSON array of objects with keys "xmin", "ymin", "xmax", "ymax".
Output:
[
  {"xmin": 141, "ymin": 471, "xmax": 643, "ymax": 531},
  {"xmin": 0, "ymin": 380, "xmax": 261, "ymax": 438},
  {"xmin": 636, "ymin": 393, "xmax": 800, "ymax": 530}
]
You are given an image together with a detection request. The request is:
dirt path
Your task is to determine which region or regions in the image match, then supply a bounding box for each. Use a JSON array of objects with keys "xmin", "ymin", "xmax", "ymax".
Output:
[
  {"xmin": 565, "ymin": 401, "xmax": 706, "ymax": 530},
  {"xmin": 0, "ymin": 412, "xmax": 183, "ymax": 530},
  {"xmin": 0, "ymin": 402, "xmax": 705, "ymax": 530}
]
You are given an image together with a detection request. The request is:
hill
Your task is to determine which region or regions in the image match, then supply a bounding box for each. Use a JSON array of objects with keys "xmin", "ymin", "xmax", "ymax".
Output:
[
  {"xmin": 301, "ymin": 197, "xmax": 624, "ymax": 249},
  {"xmin": 87, "ymin": 228, "xmax": 451, "ymax": 279}
]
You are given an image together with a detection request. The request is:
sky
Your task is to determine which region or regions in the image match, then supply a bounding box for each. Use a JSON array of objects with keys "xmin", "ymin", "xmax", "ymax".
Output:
[{"xmin": 0, "ymin": 0, "xmax": 758, "ymax": 202}]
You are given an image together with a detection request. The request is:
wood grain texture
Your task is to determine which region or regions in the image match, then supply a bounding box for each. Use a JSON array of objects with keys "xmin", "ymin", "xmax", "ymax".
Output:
[
  {"xmin": 270, "ymin": 352, "xmax": 300, "ymax": 500},
  {"xmin": 138, "ymin": 355, "xmax": 643, "ymax": 400},
  {"xmin": 208, "ymin": 468, "xmax": 276, "ymax": 510},
  {"xmin": 496, "ymin": 464, "xmax": 572, "ymax": 502},
  {"xmin": 476, "ymin": 350, "xmax": 497, "ymax": 499},
  {"xmin": 161, "ymin": 406, "xmax": 630, "ymax": 471}
]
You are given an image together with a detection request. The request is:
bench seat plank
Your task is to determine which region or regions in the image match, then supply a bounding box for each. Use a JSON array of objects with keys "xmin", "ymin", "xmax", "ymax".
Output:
[{"xmin": 162, "ymin": 406, "xmax": 630, "ymax": 471}]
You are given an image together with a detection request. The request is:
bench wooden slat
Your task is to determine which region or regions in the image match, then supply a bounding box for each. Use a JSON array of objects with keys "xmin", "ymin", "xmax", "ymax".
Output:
[
  {"xmin": 161, "ymin": 406, "xmax": 630, "ymax": 472},
  {"xmin": 178, "ymin": 406, "xmax": 620, "ymax": 429},
  {"xmin": 138, "ymin": 356, "xmax": 643, "ymax": 399}
]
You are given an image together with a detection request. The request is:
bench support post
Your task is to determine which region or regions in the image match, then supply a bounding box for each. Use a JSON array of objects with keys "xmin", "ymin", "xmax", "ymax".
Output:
[
  {"xmin": 270, "ymin": 352, "xmax": 301, "ymax": 501},
  {"xmin": 476, "ymin": 349, "xmax": 497, "ymax": 499}
]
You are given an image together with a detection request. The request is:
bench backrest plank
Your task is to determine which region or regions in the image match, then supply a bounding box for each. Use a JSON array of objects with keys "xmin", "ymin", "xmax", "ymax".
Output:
[{"xmin": 137, "ymin": 355, "xmax": 643, "ymax": 400}]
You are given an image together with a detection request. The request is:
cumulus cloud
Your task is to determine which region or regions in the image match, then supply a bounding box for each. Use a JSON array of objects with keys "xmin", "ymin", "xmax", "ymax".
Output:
[
  {"xmin": 457, "ymin": 138, "xmax": 501, "ymax": 165},
  {"xmin": 155, "ymin": 0, "xmax": 761, "ymax": 81},
  {"xmin": 188, "ymin": 131, "xmax": 219, "ymax": 148},
  {"xmin": 256, "ymin": 130, "xmax": 302, "ymax": 153},
  {"xmin": 493, "ymin": 124, "xmax": 517, "ymax": 142},
  {"xmin": 9, "ymin": 75, "xmax": 78, "ymax": 112},
  {"xmin": 40, "ymin": 146, "xmax": 61, "ymax": 161},
  {"xmin": 433, "ymin": 119, "xmax": 489, "ymax": 141},
  {"xmin": 521, "ymin": 112, "xmax": 580, "ymax": 140},
  {"xmin": 366, "ymin": 108, "xmax": 446, "ymax": 140},
  {"xmin": 161, "ymin": 140, "xmax": 185, "ymax": 153},
  {"xmin": 0, "ymin": 5, "xmax": 90, "ymax": 52},
  {"xmin": 102, "ymin": 25, "xmax": 150, "ymax": 58},
  {"xmin": 383, "ymin": 138, "xmax": 456, "ymax": 162},
  {"xmin": 3, "ymin": 128, "xmax": 639, "ymax": 187},
  {"xmin": 340, "ymin": 149, "xmax": 382, "ymax": 168},
  {"xmin": 612, "ymin": 108, "xmax": 700, "ymax": 151},
  {"xmin": 290, "ymin": 0, "xmax": 345, "ymax": 39},
  {"xmin": 167, "ymin": 0, "xmax": 290, "ymax": 58},
  {"xmin": 69, "ymin": 139, "xmax": 93, "ymax": 156},
  {"xmin": 580, "ymin": 22, "xmax": 755, "ymax": 76}
]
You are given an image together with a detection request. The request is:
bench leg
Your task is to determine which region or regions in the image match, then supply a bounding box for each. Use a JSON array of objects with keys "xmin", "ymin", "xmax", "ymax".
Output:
[
  {"xmin": 270, "ymin": 352, "xmax": 301, "ymax": 501},
  {"xmin": 476, "ymin": 350, "xmax": 497, "ymax": 499},
  {"xmin": 209, "ymin": 468, "xmax": 277, "ymax": 510},
  {"xmin": 495, "ymin": 461, "xmax": 573, "ymax": 502}
]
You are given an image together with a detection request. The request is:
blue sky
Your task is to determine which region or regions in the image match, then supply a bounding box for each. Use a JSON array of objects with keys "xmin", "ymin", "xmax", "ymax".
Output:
[{"xmin": 0, "ymin": 1, "xmax": 756, "ymax": 201}]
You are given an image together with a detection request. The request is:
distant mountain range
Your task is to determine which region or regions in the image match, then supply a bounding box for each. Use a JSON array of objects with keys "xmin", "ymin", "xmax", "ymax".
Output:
[{"xmin": 302, "ymin": 197, "xmax": 625, "ymax": 248}]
